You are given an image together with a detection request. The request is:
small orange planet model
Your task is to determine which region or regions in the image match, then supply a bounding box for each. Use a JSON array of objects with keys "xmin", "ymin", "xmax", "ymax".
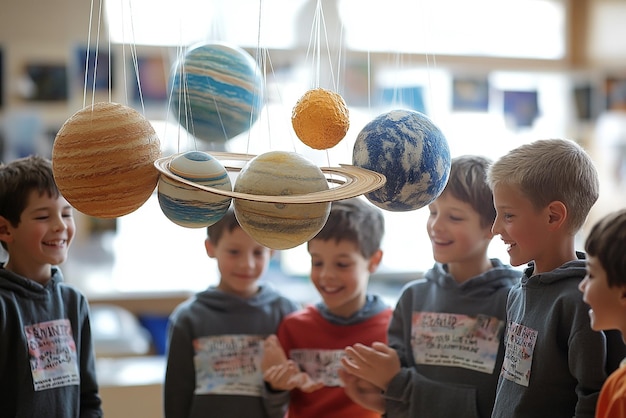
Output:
[{"xmin": 291, "ymin": 88, "xmax": 349, "ymax": 150}]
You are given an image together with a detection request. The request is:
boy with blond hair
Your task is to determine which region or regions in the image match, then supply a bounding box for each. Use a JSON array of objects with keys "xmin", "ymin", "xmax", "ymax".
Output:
[
  {"xmin": 488, "ymin": 138, "xmax": 626, "ymax": 417},
  {"xmin": 579, "ymin": 208, "xmax": 626, "ymax": 418}
]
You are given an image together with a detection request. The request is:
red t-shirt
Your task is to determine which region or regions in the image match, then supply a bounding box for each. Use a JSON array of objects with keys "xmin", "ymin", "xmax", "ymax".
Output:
[{"xmin": 277, "ymin": 305, "xmax": 392, "ymax": 418}]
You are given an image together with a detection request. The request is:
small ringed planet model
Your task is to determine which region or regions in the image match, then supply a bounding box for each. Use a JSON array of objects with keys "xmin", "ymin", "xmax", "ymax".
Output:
[
  {"xmin": 233, "ymin": 151, "xmax": 331, "ymax": 250},
  {"xmin": 157, "ymin": 150, "xmax": 232, "ymax": 228},
  {"xmin": 153, "ymin": 151, "xmax": 387, "ymax": 250},
  {"xmin": 352, "ymin": 109, "xmax": 451, "ymax": 211}
]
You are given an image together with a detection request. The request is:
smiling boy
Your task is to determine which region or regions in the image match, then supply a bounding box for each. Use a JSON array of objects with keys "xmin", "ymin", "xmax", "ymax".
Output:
[
  {"xmin": 263, "ymin": 197, "xmax": 391, "ymax": 418},
  {"xmin": 0, "ymin": 155, "xmax": 102, "ymax": 417},
  {"xmin": 487, "ymin": 139, "xmax": 626, "ymax": 418},
  {"xmin": 579, "ymin": 208, "xmax": 626, "ymax": 418}
]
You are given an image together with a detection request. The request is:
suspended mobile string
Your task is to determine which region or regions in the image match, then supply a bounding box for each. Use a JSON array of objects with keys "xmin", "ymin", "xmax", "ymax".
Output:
[
  {"xmin": 155, "ymin": 0, "xmax": 389, "ymax": 250},
  {"xmin": 52, "ymin": 0, "xmax": 162, "ymax": 219},
  {"xmin": 49, "ymin": 0, "xmax": 450, "ymax": 251}
]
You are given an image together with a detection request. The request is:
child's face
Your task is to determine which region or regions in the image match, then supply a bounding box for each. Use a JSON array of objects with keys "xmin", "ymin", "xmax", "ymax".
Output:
[
  {"xmin": 308, "ymin": 238, "xmax": 381, "ymax": 318},
  {"xmin": 492, "ymin": 183, "xmax": 550, "ymax": 269},
  {"xmin": 205, "ymin": 226, "xmax": 272, "ymax": 298},
  {"xmin": 426, "ymin": 191, "xmax": 493, "ymax": 267},
  {"xmin": 0, "ymin": 190, "xmax": 74, "ymax": 281},
  {"xmin": 579, "ymin": 256, "xmax": 626, "ymax": 332}
]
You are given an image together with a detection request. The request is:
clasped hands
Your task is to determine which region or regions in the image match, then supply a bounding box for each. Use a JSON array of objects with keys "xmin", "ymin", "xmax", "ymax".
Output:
[
  {"xmin": 261, "ymin": 335, "xmax": 400, "ymax": 413},
  {"xmin": 339, "ymin": 342, "xmax": 401, "ymax": 413},
  {"xmin": 261, "ymin": 335, "xmax": 324, "ymax": 393}
]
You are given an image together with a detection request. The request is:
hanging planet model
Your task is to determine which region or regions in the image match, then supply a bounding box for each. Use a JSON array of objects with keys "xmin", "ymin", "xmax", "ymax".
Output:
[
  {"xmin": 291, "ymin": 88, "xmax": 350, "ymax": 150},
  {"xmin": 157, "ymin": 150, "xmax": 232, "ymax": 228},
  {"xmin": 352, "ymin": 109, "xmax": 451, "ymax": 211},
  {"xmin": 52, "ymin": 102, "xmax": 161, "ymax": 218},
  {"xmin": 169, "ymin": 42, "xmax": 264, "ymax": 143}
]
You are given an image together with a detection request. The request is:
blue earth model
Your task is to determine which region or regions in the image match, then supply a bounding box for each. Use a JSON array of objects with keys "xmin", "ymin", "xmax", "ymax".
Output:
[
  {"xmin": 170, "ymin": 43, "xmax": 264, "ymax": 143},
  {"xmin": 352, "ymin": 109, "xmax": 451, "ymax": 211}
]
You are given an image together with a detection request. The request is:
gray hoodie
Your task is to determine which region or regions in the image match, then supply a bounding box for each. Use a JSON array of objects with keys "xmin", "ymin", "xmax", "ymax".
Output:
[
  {"xmin": 384, "ymin": 258, "xmax": 520, "ymax": 418},
  {"xmin": 491, "ymin": 253, "xmax": 626, "ymax": 418},
  {"xmin": 0, "ymin": 266, "xmax": 102, "ymax": 418},
  {"xmin": 164, "ymin": 284, "xmax": 299, "ymax": 418}
]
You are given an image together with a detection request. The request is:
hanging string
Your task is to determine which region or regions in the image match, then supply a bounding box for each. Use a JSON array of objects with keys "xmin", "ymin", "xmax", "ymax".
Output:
[
  {"xmin": 124, "ymin": 0, "xmax": 145, "ymax": 116},
  {"xmin": 418, "ymin": 0, "xmax": 437, "ymax": 116},
  {"xmin": 83, "ymin": 0, "xmax": 94, "ymax": 109},
  {"xmin": 118, "ymin": 0, "xmax": 127, "ymax": 105},
  {"xmin": 367, "ymin": 50, "xmax": 371, "ymax": 110},
  {"xmin": 90, "ymin": 0, "xmax": 104, "ymax": 107},
  {"xmin": 107, "ymin": 11, "xmax": 112, "ymax": 103},
  {"xmin": 248, "ymin": 0, "xmax": 264, "ymax": 156}
]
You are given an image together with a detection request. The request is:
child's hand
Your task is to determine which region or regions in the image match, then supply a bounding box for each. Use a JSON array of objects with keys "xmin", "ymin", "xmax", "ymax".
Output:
[
  {"xmin": 289, "ymin": 371, "xmax": 325, "ymax": 393},
  {"xmin": 263, "ymin": 360, "xmax": 324, "ymax": 393},
  {"xmin": 263, "ymin": 360, "xmax": 303, "ymax": 391},
  {"xmin": 341, "ymin": 342, "xmax": 401, "ymax": 391},
  {"xmin": 338, "ymin": 368, "xmax": 385, "ymax": 413},
  {"xmin": 262, "ymin": 334, "xmax": 289, "ymax": 372}
]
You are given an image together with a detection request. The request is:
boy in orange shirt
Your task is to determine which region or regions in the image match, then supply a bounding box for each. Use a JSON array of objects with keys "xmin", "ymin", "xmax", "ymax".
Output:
[{"xmin": 579, "ymin": 208, "xmax": 626, "ymax": 418}]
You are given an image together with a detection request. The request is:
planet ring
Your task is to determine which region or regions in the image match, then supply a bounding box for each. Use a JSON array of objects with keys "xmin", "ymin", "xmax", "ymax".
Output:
[{"xmin": 154, "ymin": 151, "xmax": 386, "ymax": 204}]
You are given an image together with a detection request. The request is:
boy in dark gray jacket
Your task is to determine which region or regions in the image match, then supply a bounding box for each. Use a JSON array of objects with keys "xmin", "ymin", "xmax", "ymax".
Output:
[
  {"xmin": 488, "ymin": 139, "xmax": 626, "ymax": 418},
  {"xmin": 340, "ymin": 155, "xmax": 519, "ymax": 418},
  {"xmin": 164, "ymin": 207, "xmax": 299, "ymax": 418},
  {"xmin": 0, "ymin": 155, "xmax": 102, "ymax": 417}
]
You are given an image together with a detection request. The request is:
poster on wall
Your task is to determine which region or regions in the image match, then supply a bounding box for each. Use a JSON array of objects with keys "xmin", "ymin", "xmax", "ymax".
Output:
[
  {"xmin": 604, "ymin": 77, "xmax": 626, "ymax": 110},
  {"xmin": 75, "ymin": 46, "xmax": 114, "ymax": 92},
  {"xmin": 452, "ymin": 77, "xmax": 490, "ymax": 112},
  {"xmin": 379, "ymin": 86, "xmax": 425, "ymax": 114},
  {"xmin": 573, "ymin": 84, "xmax": 596, "ymax": 121},
  {"xmin": 21, "ymin": 63, "xmax": 68, "ymax": 101},
  {"xmin": 130, "ymin": 55, "xmax": 168, "ymax": 103},
  {"xmin": 502, "ymin": 90, "xmax": 539, "ymax": 128}
]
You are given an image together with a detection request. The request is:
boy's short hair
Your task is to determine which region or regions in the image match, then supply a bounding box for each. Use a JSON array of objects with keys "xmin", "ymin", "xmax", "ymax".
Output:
[
  {"xmin": 206, "ymin": 206, "xmax": 240, "ymax": 245},
  {"xmin": 487, "ymin": 138, "xmax": 599, "ymax": 233},
  {"xmin": 0, "ymin": 155, "xmax": 59, "ymax": 227},
  {"xmin": 309, "ymin": 197, "xmax": 384, "ymax": 258},
  {"xmin": 585, "ymin": 209, "xmax": 626, "ymax": 288},
  {"xmin": 444, "ymin": 155, "xmax": 495, "ymax": 229}
]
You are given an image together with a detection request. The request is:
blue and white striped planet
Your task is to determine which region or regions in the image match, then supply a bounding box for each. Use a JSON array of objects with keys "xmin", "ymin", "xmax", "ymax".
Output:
[
  {"xmin": 157, "ymin": 151, "xmax": 232, "ymax": 228},
  {"xmin": 352, "ymin": 109, "xmax": 451, "ymax": 211},
  {"xmin": 170, "ymin": 43, "xmax": 264, "ymax": 143}
]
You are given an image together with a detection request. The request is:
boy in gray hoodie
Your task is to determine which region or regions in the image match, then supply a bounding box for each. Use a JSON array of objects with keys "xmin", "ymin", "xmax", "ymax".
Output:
[
  {"xmin": 0, "ymin": 155, "xmax": 102, "ymax": 417},
  {"xmin": 487, "ymin": 139, "xmax": 626, "ymax": 417},
  {"xmin": 164, "ymin": 207, "xmax": 299, "ymax": 418},
  {"xmin": 340, "ymin": 155, "xmax": 519, "ymax": 418}
]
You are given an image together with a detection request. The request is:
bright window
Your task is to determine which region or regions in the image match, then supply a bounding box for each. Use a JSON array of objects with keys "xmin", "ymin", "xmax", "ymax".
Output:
[{"xmin": 105, "ymin": 0, "xmax": 566, "ymax": 59}]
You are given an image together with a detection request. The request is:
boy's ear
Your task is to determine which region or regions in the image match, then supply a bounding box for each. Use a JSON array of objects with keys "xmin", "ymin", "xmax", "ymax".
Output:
[
  {"xmin": 368, "ymin": 249, "xmax": 383, "ymax": 273},
  {"xmin": 204, "ymin": 238, "xmax": 216, "ymax": 258},
  {"xmin": 483, "ymin": 224, "xmax": 495, "ymax": 240},
  {"xmin": 546, "ymin": 201, "xmax": 567, "ymax": 231},
  {"xmin": 0, "ymin": 216, "xmax": 13, "ymax": 244},
  {"xmin": 618, "ymin": 286, "xmax": 626, "ymax": 307}
]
